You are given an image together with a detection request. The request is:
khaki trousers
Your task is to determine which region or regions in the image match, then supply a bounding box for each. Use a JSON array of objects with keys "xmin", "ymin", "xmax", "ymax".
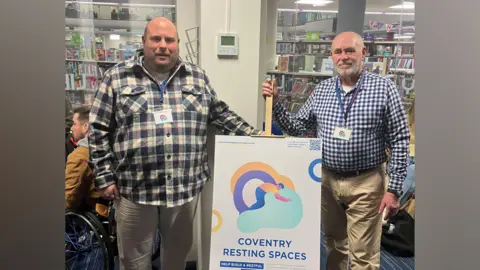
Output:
[
  {"xmin": 321, "ymin": 165, "xmax": 386, "ymax": 270},
  {"xmin": 114, "ymin": 196, "xmax": 199, "ymax": 270}
]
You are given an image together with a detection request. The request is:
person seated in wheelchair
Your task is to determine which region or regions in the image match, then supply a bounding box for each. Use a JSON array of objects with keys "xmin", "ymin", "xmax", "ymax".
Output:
[{"xmin": 65, "ymin": 106, "xmax": 108, "ymax": 218}]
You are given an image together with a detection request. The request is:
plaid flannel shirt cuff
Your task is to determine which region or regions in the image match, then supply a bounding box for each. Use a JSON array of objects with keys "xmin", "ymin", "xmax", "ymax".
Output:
[{"xmin": 94, "ymin": 173, "xmax": 117, "ymax": 190}]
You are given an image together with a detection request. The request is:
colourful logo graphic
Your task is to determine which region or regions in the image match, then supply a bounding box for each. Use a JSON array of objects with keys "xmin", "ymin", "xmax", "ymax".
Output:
[
  {"xmin": 211, "ymin": 161, "xmax": 323, "ymax": 233},
  {"xmin": 211, "ymin": 210, "xmax": 223, "ymax": 232},
  {"xmin": 308, "ymin": 158, "xmax": 322, "ymax": 183},
  {"xmin": 338, "ymin": 130, "xmax": 345, "ymax": 137},
  {"xmin": 225, "ymin": 162, "xmax": 304, "ymax": 233},
  {"xmin": 158, "ymin": 114, "xmax": 168, "ymax": 122}
]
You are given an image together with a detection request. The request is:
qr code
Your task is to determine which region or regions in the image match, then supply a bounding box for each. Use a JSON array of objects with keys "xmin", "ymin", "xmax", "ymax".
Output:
[{"xmin": 309, "ymin": 139, "xmax": 322, "ymax": 151}]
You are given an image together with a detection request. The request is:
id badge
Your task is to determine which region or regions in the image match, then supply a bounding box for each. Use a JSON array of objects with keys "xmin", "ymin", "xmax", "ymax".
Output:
[
  {"xmin": 333, "ymin": 126, "xmax": 353, "ymax": 141},
  {"xmin": 154, "ymin": 110, "xmax": 173, "ymax": 124}
]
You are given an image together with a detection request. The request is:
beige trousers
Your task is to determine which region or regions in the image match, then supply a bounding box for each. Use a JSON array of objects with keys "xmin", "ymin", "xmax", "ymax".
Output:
[
  {"xmin": 321, "ymin": 165, "xmax": 386, "ymax": 270},
  {"xmin": 114, "ymin": 196, "xmax": 199, "ymax": 270}
]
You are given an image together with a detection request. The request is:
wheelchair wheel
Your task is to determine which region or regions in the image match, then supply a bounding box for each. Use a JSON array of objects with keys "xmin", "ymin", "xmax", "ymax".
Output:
[{"xmin": 65, "ymin": 211, "xmax": 115, "ymax": 270}]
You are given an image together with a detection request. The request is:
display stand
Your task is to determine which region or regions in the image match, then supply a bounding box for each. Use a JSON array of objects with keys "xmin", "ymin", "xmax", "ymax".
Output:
[
  {"xmin": 263, "ymin": 95, "xmax": 274, "ymax": 136},
  {"xmin": 208, "ymin": 79, "xmax": 323, "ymax": 270}
]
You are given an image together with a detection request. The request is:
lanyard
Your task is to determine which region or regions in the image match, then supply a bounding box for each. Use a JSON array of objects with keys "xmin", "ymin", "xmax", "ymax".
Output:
[
  {"xmin": 335, "ymin": 70, "xmax": 365, "ymax": 126},
  {"xmin": 159, "ymin": 79, "xmax": 168, "ymax": 102}
]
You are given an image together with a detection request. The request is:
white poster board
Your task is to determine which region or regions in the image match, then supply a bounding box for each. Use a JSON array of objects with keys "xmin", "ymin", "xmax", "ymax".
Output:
[{"xmin": 209, "ymin": 135, "xmax": 322, "ymax": 270}]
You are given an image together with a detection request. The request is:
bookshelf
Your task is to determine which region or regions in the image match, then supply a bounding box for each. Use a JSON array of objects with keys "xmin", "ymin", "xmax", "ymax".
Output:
[
  {"xmin": 272, "ymin": 8, "xmax": 416, "ymax": 120},
  {"xmin": 267, "ymin": 38, "xmax": 415, "ymax": 138},
  {"xmin": 64, "ymin": 2, "xmax": 176, "ymax": 109}
]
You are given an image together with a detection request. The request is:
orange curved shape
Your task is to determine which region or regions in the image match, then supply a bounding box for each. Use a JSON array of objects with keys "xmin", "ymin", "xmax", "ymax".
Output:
[
  {"xmin": 276, "ymin": 175, "xmax": 296, "ymax": 191},
  {"xmin": 259, "ymin": 183, "xmax": 278, "ymax": 193},
  {"xmin": 230, "ymin": 162, "xmax": 295, "ymax": 194},
  {"xmin": 211, "ymin": 209, "xmax": 223, "ymax": 232}
]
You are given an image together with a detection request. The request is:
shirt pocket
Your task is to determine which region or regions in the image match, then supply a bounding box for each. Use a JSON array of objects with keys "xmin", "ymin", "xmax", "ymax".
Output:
[
  {"xmin": 118, "ymin": 85, "xmax": 149, "ymax": 115},
  {"xmin": 181, "ymin": 85, "xmax": 209, "ymax": 114},
  {"xmin": 181, "ymin": 85, "xmax": 209, "ymax": 131}
]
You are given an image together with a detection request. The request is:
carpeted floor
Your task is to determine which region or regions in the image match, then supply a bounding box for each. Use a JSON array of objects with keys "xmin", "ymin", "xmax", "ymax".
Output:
[{"xmin": 320, "ymin": 230, "xmax": 415, "ymax": 270}]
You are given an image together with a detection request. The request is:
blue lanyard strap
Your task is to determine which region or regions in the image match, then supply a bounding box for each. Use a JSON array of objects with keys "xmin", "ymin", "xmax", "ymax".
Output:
[
  {"xmin": 335, "ymin": 70, "xmax": 365, "ymax": 125},
  {"xmin": 159, "ymin": 79, "xmax": 168, "ymax": 102},
  {"xmin": 160, "ymin": 79, "xmax": 168, "ymax": 92}
]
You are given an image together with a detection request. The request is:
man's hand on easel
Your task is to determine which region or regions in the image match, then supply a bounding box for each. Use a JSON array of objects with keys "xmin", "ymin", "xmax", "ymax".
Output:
[{"xmin": 262, "ymin": 78, "xmax": 279, "ymax": 105}]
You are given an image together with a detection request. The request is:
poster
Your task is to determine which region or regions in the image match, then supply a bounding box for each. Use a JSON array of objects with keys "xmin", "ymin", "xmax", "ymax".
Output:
[{"xmin": 209, "ymin": 135, "xmax": 322, "ymax": 270}]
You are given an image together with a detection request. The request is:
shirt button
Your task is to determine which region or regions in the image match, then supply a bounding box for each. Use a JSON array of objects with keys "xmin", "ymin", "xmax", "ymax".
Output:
[
  {"xmin": 167, "ymin": 175, "xmax": 171, "ymax": 180},
  {"xmin": 167, "ymin": 155, "xmax": 171, "ymax": 159},
  {"xmin": 166, "ymin": 133, "xmax": 171, "ymax": 137}
]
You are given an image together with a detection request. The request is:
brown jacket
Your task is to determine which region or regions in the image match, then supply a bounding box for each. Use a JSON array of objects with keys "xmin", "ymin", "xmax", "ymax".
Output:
[{"xmin": 65, "ymin": 139, "xmax": 108, "ymax": 217}]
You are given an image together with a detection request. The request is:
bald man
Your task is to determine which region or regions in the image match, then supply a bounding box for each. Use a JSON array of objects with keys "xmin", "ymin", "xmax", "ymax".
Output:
[
  {"xmin": 262, "ymin": 31, "xmax": 410, "ymax": 270},
  {"xmin": 89, "ymin": 17, "xmax": 262, "ymax": 270}
]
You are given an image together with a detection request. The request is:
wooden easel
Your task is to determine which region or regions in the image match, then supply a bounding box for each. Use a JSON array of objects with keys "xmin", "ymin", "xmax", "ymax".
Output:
[{"xmin": 254, "ymin": 76, "xmax": 285, "ymax": 138}]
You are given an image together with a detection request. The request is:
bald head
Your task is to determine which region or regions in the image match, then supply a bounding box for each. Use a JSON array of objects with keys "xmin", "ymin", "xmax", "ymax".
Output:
[
  {"xmin": 143, "ymin": 17, "xmax": 179, "ymax": 41},
  {"xmin": 331, "ymin": 31, "xmax": 367, "ymax": 83},
  {"xmin": 332, "ymin": 31, "xmax": 365, "ymax": 49},
  {"xmin": 142, "ymin": 17, "xmax": 180, "ymax": 73}
]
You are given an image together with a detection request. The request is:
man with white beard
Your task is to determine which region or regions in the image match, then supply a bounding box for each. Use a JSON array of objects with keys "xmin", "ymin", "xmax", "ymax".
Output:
[{"xmin": 262, "ymin": 31, "xmax": 410, "ymax": 270}]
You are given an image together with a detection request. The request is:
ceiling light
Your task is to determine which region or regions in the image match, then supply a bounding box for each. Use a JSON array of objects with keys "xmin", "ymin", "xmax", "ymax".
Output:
[
  {"xmin": 278, "ymin": 9, "xmax": 337, "ymax": 13},
  {"xmin": 109, "ymin": 34, "xmax": 120, "ymax": 40},
  {"xmin": 294, "ymin": 0, "xmax": 333, "ymax": 6},
  {"xmin": 277, "ymin": 9, "xmax": 414, "ymax": 16},
  {"xmin": 64, "ymin": 1, "xmax": 175, "ymax": 8},
  {"xmin": 389, "ymin": 1, "xmax": 415, "ymax": 9},
  {"xmin": 384, "ymin": 12, "xmax": 415, "ymax": 15},
  {"xmin": 394, "ymin": 35, "xmax": 413, "ymax": 39}
]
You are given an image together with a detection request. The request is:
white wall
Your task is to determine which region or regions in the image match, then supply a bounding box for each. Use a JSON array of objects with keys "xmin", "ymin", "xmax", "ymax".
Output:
[
  {"xmin": 175, "ymin": 0, "xmax": 202, "ymax": 263},
  {"xmin": 198, "ymin": 0, "xmax": 268, "ymax": 269},
  {"xmin": 199, "ymin": 0, "xmax": 265, "ymax": 129},
  {"xmin": 176, "ymin": 0, "xmax": 200, "ymax": 63}
]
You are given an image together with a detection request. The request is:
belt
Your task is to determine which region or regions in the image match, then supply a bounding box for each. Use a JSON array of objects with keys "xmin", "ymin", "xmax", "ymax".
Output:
[{"xmin": 324, "ymin": 166, "xmax": 378, "ymax": 178}]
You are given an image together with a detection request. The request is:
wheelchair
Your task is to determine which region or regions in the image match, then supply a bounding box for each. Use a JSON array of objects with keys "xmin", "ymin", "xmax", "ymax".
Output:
[{"xmin": 65, "ymin": 201, "xmax": 161, "ymax": 270}]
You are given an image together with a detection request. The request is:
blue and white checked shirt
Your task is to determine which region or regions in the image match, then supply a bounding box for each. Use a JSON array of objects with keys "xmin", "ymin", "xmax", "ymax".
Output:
[
  {"xmin": 88, "ymin": 56, "xmax": 262, "ymax": 207},
  {"xmin": 273, "ymin": 72, "xmax": 410, "ymax": 191}
]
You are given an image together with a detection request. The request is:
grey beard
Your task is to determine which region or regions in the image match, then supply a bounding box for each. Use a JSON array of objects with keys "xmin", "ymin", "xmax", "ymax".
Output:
[{"xmin": 335, "ymin": 61, "xmax": 362, "ymax": 82}]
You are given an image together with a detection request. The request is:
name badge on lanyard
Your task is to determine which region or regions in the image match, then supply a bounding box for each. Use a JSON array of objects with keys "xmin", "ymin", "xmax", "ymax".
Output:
[
  {"xmin": 333, "ymin": 71, "xmax": 364, "ymax": 141},
  {"xmin": 154, "ymin": 79, "xmax": 174, "ymax": 124},
  {"xmin": 154, "ymin": 110, "xmax": 173, "ymax": 124}
]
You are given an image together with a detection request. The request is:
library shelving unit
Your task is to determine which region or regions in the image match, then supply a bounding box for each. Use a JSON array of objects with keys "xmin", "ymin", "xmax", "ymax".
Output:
[
  {"xmin": 64, "ymin": 1, "xmax": 176, "ymax": 108},
  {"xmin": 64, "ymin": 33, "xmax": 140, "ymax": 109},
  {"xmin": 267, "ymin": 8, "xmax": 415, "ymax": 138},
  {"xmin": 267, "ymin": 34, "xmax": 415, "ymax": 137},
  {"xmin": 267, "ymin": 38, "xmax": 415, "ymax": 138}
]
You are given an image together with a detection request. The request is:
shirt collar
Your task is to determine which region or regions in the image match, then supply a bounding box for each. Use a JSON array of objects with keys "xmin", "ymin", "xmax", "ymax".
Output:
[
  {"xmin": 126, "ymin": 55, "xmax": 192, "ymax": 77},
  {"xmin": 335, "ymin": 69, "xmax": 365, "ymax": 92}
]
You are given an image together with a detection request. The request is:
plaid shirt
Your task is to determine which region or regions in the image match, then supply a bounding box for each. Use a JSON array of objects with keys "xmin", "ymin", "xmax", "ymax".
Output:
[
  {"xmin": 88, "ymin": 56, "xmax": 261, "ymax": 207},
  {"xmin": 273, "ymin": 72, "xmax": 410, "ymax": 191}
]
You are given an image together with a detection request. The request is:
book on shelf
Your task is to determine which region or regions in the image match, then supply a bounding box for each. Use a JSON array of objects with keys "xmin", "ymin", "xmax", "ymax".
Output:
[
  {"xmin": 276, "ymin": 42, "xmax": 332, "ymax": 55},
  {"xmin": 364, "ymin": 61, "xmax": 385, "ymax": 75},
  {"xmin": 275, "ymin": 55, "xmax": 334, "ymax": 74},
  {"xmin": 319, "ymin": 58, "xmax": 334, "ymax": 75},
  {"xmin": 390, "ymin": 58, "xmax": 415, "ymax": 69}
]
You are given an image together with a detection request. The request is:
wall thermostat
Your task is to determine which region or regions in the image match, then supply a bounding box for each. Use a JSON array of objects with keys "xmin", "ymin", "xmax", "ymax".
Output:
[{"xmin": 217, "ymin": 33, "xmax": 239, "ymax": 57}]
